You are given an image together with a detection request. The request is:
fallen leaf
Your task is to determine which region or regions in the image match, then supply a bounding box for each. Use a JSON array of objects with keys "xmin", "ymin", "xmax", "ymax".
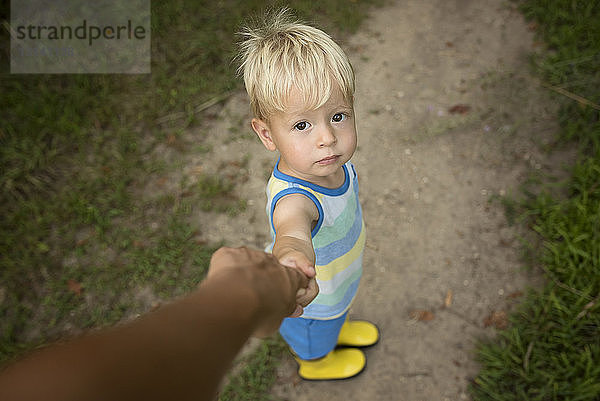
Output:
[
  {"xmin": 508, "ymin": 291, "xmax": 523, "ymax": 299},
  {"xmin": 527, "ymin": 22, "xmax": 538, "ymax": 31},
  {"xmin": 483, "ymin": 310, "xmax": 508, "ymax": 329},
  {"xmin": 448, "ymin": 104, "xmax": 471, "ymax": 114},
  {"xmin": 445, "ymin": 41, "xmax": 454, "ymax": 47},
  {"xmin": 190, "ymin": 165, "xmax": 203, "ymax": 175},
  {"xmin": 67, "ymin": 279, "xmax": 83, "ymax": 296},
  {"xmin": 444, "ymin": 290, "xmax": 453, "ymax": 308},
  {"xmin": 166, "ymin": 133, "xmax": 177, "ymax": 145},
  {"xmin": 366, "ymin": 242, "xmax": 379, "ymax": 251},
  {"xmin": 76, "ymin": 237, "xmax": 90, "ymax": 247},
  {"xmin": 410, "ymin": 310, "xmax": 435, "ymax": 321}
]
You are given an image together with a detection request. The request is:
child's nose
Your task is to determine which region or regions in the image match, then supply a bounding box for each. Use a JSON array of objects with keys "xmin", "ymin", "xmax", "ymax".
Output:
[{"xmin": 318, "ymin": 125, "xmax": 337, "ymax": 147}]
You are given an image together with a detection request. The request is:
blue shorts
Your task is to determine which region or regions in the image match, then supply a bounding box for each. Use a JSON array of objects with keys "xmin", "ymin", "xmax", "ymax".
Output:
[{"xmin": 279, "ymin": 311, "xmax": 348, "ymax": 360}]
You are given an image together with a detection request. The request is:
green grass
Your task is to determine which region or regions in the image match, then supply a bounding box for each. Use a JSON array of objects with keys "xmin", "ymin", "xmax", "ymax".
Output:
[
  {"xmin": 219, "ymin": 337, "xmax": 288, "ymax": 401},
  {"xmin": 0, "ymin": 0, "xmax": 382, "ymax": 397},
  {"xmin": 473, "ymin": 163, "xmax": 600, "ymax": 399},
  {"xmin": 471, "ymin": 1, "xmax": 600, "ymax": 400}
]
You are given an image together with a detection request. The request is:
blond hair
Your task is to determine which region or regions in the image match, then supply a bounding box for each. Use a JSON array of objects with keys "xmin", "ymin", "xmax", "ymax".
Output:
[{"xmin": 236, "ymin": 8, "xmax": 355, "ymax": 121}]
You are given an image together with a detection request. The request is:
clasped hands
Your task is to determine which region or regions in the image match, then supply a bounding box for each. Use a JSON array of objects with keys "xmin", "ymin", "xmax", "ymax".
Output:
[{"xmin": 207, "ymin": 247, "xmax": 319, "ymax": 337}]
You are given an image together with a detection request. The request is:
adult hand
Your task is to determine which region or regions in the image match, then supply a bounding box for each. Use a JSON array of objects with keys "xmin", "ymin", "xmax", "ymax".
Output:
[{"xmin": 206, "ymin": 246, "xmax": 316, "ymax": 337}]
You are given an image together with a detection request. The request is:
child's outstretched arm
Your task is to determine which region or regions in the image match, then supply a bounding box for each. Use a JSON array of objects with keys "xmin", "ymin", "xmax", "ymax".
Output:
[{"xmin": 271, "ymin": 193, "xmax": 320, "ymax": 307}]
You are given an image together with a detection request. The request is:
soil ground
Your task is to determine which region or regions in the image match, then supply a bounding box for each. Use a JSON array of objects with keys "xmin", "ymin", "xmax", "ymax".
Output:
[{"xmin": 179, "ymin": 1, "xmax": 577, "ymax": 400}]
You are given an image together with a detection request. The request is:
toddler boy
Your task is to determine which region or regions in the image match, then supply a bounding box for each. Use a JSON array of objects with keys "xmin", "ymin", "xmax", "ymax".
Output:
[{"xmin": 237, "ymin": 9, "xmax": 378, "ymax": 380}]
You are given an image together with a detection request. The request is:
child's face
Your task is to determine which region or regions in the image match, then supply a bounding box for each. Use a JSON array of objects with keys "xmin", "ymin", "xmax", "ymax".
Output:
[{"xmin": 252, "ymin": 86, "xmax": 357, "ymax": 187}]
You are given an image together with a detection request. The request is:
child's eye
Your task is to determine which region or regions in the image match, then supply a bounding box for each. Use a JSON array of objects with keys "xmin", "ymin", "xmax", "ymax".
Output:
[
  {"xmin": 332, "ymin": 113, "xmax": 346, "ymax": 122},
  {"xmin": 294, "ymin": 121, "xmax": 310, "ymax": 131}
]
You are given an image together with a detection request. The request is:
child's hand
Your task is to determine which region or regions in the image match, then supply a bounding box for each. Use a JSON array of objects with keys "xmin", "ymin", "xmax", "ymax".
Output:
[
  {"xmin": 289, "ymin": 277, "xmax": 318, "ymax": 317},
  {"xmin": 278, "ymin": 250, "xmax": 319, "ymax": 317},
  {"xmin": 278, "ymin": 250, "xmax": 316, "ymax": 278}
]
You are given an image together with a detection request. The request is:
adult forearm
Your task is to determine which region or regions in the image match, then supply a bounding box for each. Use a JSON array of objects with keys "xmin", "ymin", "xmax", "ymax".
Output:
[
  {"xmin": 0, "ymin": 274, "xmax": 259, "ymax": 401},
  {"xmin": 0, "ymin": 246, "xmax": 309, "ymax": 401}
]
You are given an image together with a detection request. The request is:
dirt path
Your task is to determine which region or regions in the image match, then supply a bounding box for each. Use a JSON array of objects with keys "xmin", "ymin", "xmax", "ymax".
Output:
[{"xmin": 186, "ymin": 1, "xmax": 575, "ymax": 400}]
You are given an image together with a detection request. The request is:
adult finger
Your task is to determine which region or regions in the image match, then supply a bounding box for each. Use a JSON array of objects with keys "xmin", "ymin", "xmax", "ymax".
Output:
[
  {"xmin": 284, "ymin": 264, "xmax": 309, "ymax": 294},
  {"xmin": 288, "ymin": 304, "xmax": 304, "ymax": 318}
]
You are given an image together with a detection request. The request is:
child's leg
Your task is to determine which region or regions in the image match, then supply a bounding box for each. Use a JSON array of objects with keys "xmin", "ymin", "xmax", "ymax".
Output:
[
  {"xmin": 279, "ymin": 312, "xmax": 348, "ymax": 360},
  {"xmin": 279, "ymin": 312, "xmax": 366, "ymax": 380}
]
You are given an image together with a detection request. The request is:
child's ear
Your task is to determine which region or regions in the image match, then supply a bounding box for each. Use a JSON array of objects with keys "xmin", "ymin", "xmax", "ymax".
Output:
[{"xmin": 251, "ymin": 118, "xmax": 277, "ymax": 151}]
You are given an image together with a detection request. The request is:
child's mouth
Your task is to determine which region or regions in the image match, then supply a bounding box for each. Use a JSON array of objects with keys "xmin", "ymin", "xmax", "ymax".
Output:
[{"xmin": 316, "ymin": 155, "xmax": 339, "ymax": 165}]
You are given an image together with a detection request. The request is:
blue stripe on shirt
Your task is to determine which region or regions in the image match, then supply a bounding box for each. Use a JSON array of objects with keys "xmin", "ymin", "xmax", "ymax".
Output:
[{"xmin": 315, "ymin": 202, "xmax": 363, "ymax": 266}]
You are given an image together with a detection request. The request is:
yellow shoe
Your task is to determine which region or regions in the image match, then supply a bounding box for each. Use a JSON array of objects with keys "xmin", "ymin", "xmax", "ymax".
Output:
[
  {"xmin": 337, "ymin": 320, "xmax": 379, "ymax": 347},
  {"xmin": 295, "ymin": 348, "xmax": 366, "ymax": 380}
]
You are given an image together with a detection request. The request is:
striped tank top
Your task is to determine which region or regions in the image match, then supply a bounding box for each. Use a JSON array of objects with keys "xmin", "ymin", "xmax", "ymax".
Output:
[{"xmin": 265, "ymin": 159, "xmax": 366, "ymax": 320}]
